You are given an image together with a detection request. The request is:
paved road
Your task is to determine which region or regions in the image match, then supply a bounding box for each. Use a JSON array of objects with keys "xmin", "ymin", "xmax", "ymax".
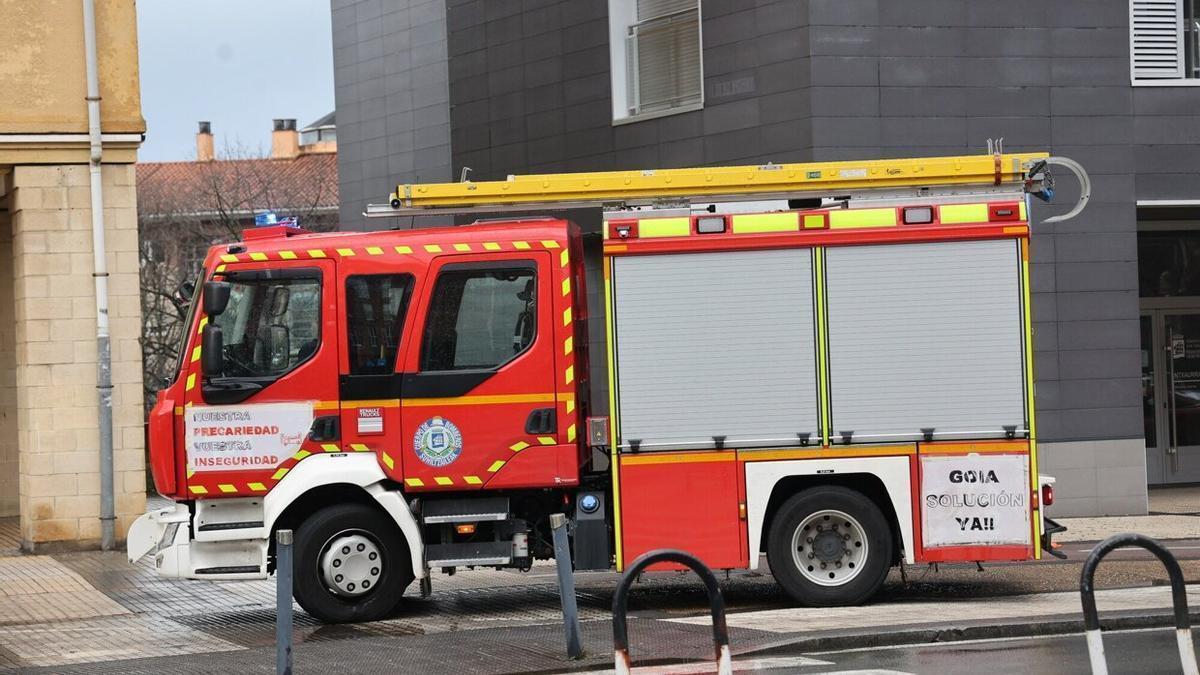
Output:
[{"xmin": 794, "ymin": 627, "xmax": 1200, "ymax": 675}]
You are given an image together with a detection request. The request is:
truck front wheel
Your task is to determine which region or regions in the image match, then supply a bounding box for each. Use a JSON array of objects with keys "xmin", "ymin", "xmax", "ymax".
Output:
[
  {"xmin": 292, "ymin": 503, "xmax": 414, "ymax": 623},
  {"xmin": 767, "ymin": 486, "xmax": 892, "ymax": 606}
]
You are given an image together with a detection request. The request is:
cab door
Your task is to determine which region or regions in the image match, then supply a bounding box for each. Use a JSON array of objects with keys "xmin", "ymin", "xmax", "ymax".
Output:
[
  {"xmin": 180, "ymin": 260, "xmax": 338, "ymax": 497},
  {"xmin": 398, "ymin": 252, "xmax": 564, "ymax": 490}
]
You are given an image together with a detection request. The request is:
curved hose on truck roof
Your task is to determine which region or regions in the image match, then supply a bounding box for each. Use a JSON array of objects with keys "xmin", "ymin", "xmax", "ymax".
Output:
[{"xmin": 1037, "ymin": 156, "xmax": 1091, "ymax": 225}]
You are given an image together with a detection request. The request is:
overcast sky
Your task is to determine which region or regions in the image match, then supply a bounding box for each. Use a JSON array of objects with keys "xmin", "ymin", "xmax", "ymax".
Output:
[{"xmin": 137, "ymin": 1, "xmax": 335, "ymax": 162}]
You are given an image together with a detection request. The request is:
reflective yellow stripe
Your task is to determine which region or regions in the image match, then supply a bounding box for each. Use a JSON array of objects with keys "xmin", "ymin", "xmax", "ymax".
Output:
[
  {"xmin": 189, "ymin": 485, "xmax": 208, "ymax": 495},
  {"xmin": 185, "ymin": 373, "xmax": 196, "ymax": 391},
  {"xmin": 215, "ymin": 264, "xmax": 226, "ymax": 273},
  {"xmin": 939, "ymin": 203, "xmax": 989, "ymax": 225},
  {"xmin": 434, "ymin": 476, "xmax": 453, "ymax": 486},
  {"xmin": 186, "ymin": 468, "xmax": 195, "ymax": 477},
  {"xmin": 828, "ymin": 208, "xmax": 897, "ymax": 229},
  {"xmin": 341, "ymin": 399, "xmax": 400, "ymax": 408},
  {"xmin": 541, "ymin": 240, "xmax": 561, "ymax": 249},
  {"xmin": 561, "ymin": 278, "xmax": 571, "ymax": 296},
  {"xmin": 220, "ymin": 254, "xmax": 239, "ymax": 263},
  {"xmin": 366, "ymin": 246, "xmax": 384, "ymax": 255},
  {"xmin": 197, "ymin": 316, "xmax": 208, "ymax": 334},
  {"xmin": 567, "ymin": 424, "xmax": 577, "ymax": 442},
  {"xmin": 248, "ymin": 482, "xmax": 267, "ymax": 491},
  {"xmin": 603, "ymin": 257, "xmax": 623, "ymax": 570},
  {"xmin": 621, "ymin": 451, "xmax": 735, "ymax": 466},
  {"xmin": 731, "ymin": 212, "xmax": 799, "ymax": 234},
  {"xmin": 337, "ymin": 248, "xmax": 356, "ymax": 257},
  {"xmin": 453, "ymin": 243, "xmax": 471, "ymax": 252},
  {"xmin": 190, "ymin": 346, "xmax": 201, "ymax": 363},
  {"xmin": 464, "ymin": 475, "xmax": 483, "ymax": 485},
  {"xmin": 566, "ymin": 399, "xmax": 575, "ymax": 413},
  {"xmin": 483, "ymin": 242, "xmax": 501, "ymax": 251},
  {"xmin": 560, "ymin": 249, "xmax": 569, "ymax": 267},
  {"xmin": 395, "ymin": 245, "xmax": 413, "ymax": 254},
  {"xmin": 279, "ymin": 250, "xmax": 297, "ymax": 260},
  {"xmin": 487, "ymin": 460, "xmax": 505, "ymax": 472},
  {"xmin": 1019, "ymin": 199, "xmax": 1027, "ymax": 221},
  {"xmin": 424, "ymin": 244, "xmax": 442, "ymax": 253},
  {"xmin": 513, "ymin": 241, "xmax": 531, "ymax": 250},
  {"xmin": 564, "ymin": 365, "xmax": 574, "ymax": 385},
  {"xmin": 218, "ymin": 484, "xmax": 237, "ymax": 494},
  {"xmin": 294, "ymin": 450, "xmax": 311, "ymax": 461},
  {"xmin": 510, "ymin": 441, "xmax": 530, "ymax": 453},
  {"xmin": 382, "ymin": 453, "xmax": 395, "ymax": 470},
  {"xmin": 803, "ymin": 214, "xmax": 826, "ymax": 229},
  {"xmin": 323, "ymin": 444, "xmax": 342, "ymax": 453},
  {"xmin": 564, "ymin": 336, "xmax": 573, "ymax": 355},
  {"xmin": 249, "ymin": 252, "xmax": 268, "ymax": 261},
  {"xmin": 349, "ymin": 443, "xmax": 370, "ymax": 452},
  {"xmin": 402, "ymin": 392, "xmax": 555, "ymax": 407},
  {"xmin": 313, "ymin": 400, "xmax": 342, "ymax": 410},
  {"xmin": 405, "ymin": 477, "xmax": 424, "ymax": 487},
  {"xmin": 739, "ymin": 445, "xmax": 916, "ymax": 462},
  {"xmin": 307, "ymin": 249, "xmax": 326, "ymax": 258},
  {"xmin": 638, "ymin": 217, "xmax": 690, "ymax": 238},
  {"xmin": 563, "ymin": 307, "xmax": 572, "ymax": 326},
  {"xmin": 814, "ymin": 248, "xmax": 830, "ymax": 446},
  {"xmin": 537, "ymin": 436, "xmax": 555, "ymax": 445},
  {"xmin": 272, "ymin": 467, "xmax": 290, "ymax": 480}
]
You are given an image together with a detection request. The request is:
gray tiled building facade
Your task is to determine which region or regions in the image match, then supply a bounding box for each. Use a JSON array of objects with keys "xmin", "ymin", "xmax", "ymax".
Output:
[{"xmin": 333, "ymin": 0, "xmax": 1200, "ymax": 516}]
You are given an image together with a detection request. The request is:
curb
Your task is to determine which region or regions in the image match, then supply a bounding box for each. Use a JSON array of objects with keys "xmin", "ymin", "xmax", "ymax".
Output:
[{"xmin": 734, "ymin": 608, "xmax": 1200, "ymax": 658}]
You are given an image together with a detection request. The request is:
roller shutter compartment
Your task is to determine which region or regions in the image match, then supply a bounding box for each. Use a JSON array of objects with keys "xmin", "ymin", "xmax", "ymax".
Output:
[
  {"xmin": 612, "ymin": 248, "xmax": 819, "ymax": 450},
  {"xmin": 824, "ymin": 239, "xmax": 1026, "ymax": 443}
]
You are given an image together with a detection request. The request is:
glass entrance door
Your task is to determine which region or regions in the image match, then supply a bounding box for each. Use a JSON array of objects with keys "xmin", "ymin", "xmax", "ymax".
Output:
[{"xmin": 1142, "ymin": 309, "xmax": 1200, "ymax": 484}]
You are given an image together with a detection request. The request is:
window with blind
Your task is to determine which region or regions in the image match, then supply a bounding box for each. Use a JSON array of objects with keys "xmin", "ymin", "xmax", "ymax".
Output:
[
  {"xmin": 608, "ymin": 0, "xmax": 703, "ymax": 121},
  {"xmin": 1131, "ymin": 0, "xmax": 1200, "ymax": 82}
]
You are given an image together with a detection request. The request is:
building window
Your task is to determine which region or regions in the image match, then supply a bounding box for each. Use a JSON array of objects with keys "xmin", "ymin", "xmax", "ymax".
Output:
[
  {"xmin": 608, "ymin": 0, "xmax": 703, "ymax": 122},
  {"xmin": 1131, "ymin": 0, "xmax": 1200, "ymax": 83}
]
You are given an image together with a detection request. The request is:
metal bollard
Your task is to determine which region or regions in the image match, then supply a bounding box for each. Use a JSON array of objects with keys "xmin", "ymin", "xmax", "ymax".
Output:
[
  {"xmin": 550, "ymin": 513, "xmax": 584, "ymax": 659},
  {"xmin": 1079, "ymin": 533, "xmax": 1197, "ymax": 675},
  {"xmin": 612, "ymin": 549, "xmax": 732, "ymax": 675},
  {"xmin": 276, "ymin": 529, "xmax": 294, "ymax": 675}
]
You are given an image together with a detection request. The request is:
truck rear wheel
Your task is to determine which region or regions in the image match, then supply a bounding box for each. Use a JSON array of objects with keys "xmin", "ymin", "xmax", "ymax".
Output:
[
  {"xmin": 292, "ymin": 503, "xmax": 414, "ymax": 623},
  {"xmin": 767, "ymin": 486, "xmax": 892, "ymax": 606}
]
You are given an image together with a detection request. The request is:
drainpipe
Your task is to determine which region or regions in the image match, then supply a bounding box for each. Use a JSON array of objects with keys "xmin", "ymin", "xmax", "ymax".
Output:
[{"xmin": 82, "ymin": 0, "xmax": 115, "ymax": 551}]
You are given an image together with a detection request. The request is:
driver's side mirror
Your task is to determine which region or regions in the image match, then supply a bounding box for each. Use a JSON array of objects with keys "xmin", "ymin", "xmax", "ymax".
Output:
[
  {"xmin": 203, "ymin": 281, "xmax": 232, "ymax": 317},
  {"xmin": 201, "ymin": 324, "xmax": 224, "ymax": 377}
]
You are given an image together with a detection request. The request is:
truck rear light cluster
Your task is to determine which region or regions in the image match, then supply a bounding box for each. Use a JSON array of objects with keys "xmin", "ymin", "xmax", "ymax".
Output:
[{"xmin": 1041, "ymin": 484, "xmax": 1054, "ymax": 506}]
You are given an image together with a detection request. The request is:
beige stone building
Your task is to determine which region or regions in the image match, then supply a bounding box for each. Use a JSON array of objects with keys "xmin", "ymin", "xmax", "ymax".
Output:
[{"xmin": 0, "ymin": 0, "xmax": 146, "ymax": 550}]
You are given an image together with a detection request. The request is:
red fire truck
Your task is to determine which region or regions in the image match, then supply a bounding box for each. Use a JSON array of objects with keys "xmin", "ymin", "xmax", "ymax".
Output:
[{"xmin": 129, "ymin": 153, "xmax": 1087, "ymax": 622}]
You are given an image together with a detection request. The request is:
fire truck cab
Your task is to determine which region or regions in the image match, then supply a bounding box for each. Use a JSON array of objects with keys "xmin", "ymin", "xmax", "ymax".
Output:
[{"xmin": 129, "ymin": 153, "xmax": 1084, "ymax": 623}]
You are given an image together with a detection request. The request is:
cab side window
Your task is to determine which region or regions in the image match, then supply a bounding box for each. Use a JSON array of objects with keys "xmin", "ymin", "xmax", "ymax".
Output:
[
  {"xmin": 211, "ymin": 272, "xmax": 321, "ymax": 379},
  {"xmin": 421, "ymin": 265, "xmax": 536, "ymax": 371},
  {"xmin": 346, "ymin": 274, "xmax": 414, "ymax": 375}
]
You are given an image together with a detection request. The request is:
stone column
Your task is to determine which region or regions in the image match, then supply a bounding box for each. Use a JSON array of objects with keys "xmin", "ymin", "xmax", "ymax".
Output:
[
  {"xmin": 0, "ymin": 203, "xmax": 17, "ymax": 518},
  {"xmin": 10, "ymin": 163, "xmax": 146, "ymax": 550}
]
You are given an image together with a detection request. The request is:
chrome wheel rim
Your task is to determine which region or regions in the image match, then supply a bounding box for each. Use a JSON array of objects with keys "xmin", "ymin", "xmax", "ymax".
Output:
[
  {"xmin": 319, "ymin": 530, "xmax": 383, "ymax": 598},
  {"xmin": 790, "ymin": 509, "xmax": 868, "ymax": 587}
]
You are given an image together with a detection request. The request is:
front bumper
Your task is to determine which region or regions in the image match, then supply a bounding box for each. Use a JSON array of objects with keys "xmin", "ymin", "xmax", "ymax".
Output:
[{"xmin": 127, "ymin": 503, "xmax": 192, "ymax": 576}]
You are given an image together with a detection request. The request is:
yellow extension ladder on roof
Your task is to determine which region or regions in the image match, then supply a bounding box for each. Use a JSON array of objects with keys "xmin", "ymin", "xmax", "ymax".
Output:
[{"xmin": 365, "ymin": 153, "xmax": 1050, "ymax": 217}]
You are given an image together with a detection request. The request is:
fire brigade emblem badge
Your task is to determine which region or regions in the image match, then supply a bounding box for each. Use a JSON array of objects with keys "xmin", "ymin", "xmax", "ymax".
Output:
[{"xmin": 413, "ymin": 416, "xmax": 463, "ymax": 468}]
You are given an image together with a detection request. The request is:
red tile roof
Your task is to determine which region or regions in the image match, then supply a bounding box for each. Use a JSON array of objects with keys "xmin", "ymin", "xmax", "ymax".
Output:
[{"xmin": 137, "ymin": 153, "xmax": 338, "ymax": 218}]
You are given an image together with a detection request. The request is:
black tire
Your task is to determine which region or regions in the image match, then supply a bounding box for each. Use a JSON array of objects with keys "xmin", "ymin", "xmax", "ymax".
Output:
[
  {"xmin": 766, "ymin": 486, "xmax": 892, "ymax": 607},
  {"xmin": 292, "ymin": 503, "xmax": 414, "ymax": 623}
]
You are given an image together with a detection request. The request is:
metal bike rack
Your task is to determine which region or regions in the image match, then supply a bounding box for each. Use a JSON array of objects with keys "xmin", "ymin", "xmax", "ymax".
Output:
[
  {"xmin": 1080, "ymin": 533, "xmax": 1197, "ymax": 675},
  {"xmin": 612, "ymin": 549, "xmax": 732, "ymax": 675}
]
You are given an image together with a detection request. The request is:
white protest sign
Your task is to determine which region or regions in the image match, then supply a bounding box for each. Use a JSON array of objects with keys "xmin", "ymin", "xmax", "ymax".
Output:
[
  {"xmin": 920, "ymin": 454, "xmax": 1030, "ymax": 548},
  {"xmin": 185, "ymin": 402, "xmax": 314, "ymax": 473}
]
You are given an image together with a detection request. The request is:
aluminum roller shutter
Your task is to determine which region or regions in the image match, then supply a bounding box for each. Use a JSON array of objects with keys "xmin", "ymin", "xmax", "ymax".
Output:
[
  {"xmin": 824, "ymin": 239, "xmax": 1026, "ymax": 443},
  {"xmin": 613, "ymin": 248, "xmax": 819, "ymax": 450}
]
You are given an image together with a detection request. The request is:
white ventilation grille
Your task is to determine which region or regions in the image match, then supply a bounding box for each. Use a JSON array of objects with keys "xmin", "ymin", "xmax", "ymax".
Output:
[{"xmin": 1131, "ymin": 0, "xmax": 1185, "ymax": 80}]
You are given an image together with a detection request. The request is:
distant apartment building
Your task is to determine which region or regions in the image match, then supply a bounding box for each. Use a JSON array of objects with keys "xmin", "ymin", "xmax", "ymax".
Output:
[{"xmin": 330, "ymin": 0, "xmax": 1200, "ymax": 516}]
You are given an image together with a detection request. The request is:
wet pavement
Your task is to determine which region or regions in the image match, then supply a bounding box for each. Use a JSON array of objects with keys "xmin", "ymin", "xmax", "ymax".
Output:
[{"xmin": 0, "ymin": 487, "xmax": 1197, "ymax": 672}]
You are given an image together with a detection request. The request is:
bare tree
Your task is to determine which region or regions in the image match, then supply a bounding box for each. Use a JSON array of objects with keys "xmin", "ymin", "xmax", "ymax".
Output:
[{"xmin": 137, "ymin": 145, "xmax": 339, "ymax": 412}]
